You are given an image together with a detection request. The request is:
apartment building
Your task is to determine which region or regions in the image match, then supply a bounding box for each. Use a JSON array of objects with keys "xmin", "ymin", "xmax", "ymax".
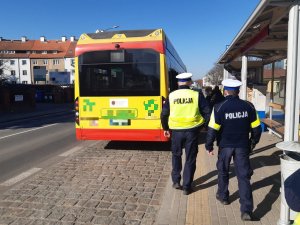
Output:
[{"xmin": 0, "ymin": 36, "xmax": 76, "ymax": 84}]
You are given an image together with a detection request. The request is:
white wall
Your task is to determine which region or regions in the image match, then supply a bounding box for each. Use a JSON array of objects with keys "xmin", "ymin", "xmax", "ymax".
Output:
[
  {"xmin": 1, "ymin": 58, "xmax": 31, "ymax": 84},
  {"xmin": 64, "ymin": 57, "xmax": 75, "ymax": 84},
  {"xmin": 18, "ymin": 59, "xmax": 31, "ymax": 84}
]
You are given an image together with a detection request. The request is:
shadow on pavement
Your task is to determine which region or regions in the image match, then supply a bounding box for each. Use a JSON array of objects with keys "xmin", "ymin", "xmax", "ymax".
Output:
[
  {"xmin": 193, "ymin": 148, "xmax": 282, "ymax": 220},
  {"xmin": 104, "ymin": 128, "xmax": 207, "ymax": 152},
  {"xmin": 250, "ymin": 143, "xmax": 278, "ymax": 156},
  {"xmin": 104, "ymin": 140, "xmax": 171, "ymax": 151}
]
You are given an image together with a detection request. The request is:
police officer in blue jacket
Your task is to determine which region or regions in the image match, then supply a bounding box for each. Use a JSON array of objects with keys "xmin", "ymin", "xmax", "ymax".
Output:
[
  {"xmin": 205, "ymin": 78, "xmax": 262, "ymax": 221},
  {"xmin": 161, "ymin": 72, "xmax": 210, "ymax": 195}
]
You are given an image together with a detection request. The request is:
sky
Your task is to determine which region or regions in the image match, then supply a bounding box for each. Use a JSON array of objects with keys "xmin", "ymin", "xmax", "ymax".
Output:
[{"xmin": 1, "ymin": 0, "xmax": 260, "ymax": 80}]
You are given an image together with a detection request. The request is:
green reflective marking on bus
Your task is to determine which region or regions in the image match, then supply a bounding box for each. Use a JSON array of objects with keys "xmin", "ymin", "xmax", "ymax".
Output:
[
  {"xmin": 83, "ymin": 99, "xmax": 96, "ymax": 111},
  {"xmin": 102, "ymin": 109, "xmax": 137, "ymax": 119},
  {"xmin": 144, "ymin": 99, "xmax": 158, "ymax": 116}
]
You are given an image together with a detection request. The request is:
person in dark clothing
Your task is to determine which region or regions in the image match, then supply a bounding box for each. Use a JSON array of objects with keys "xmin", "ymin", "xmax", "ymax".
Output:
[
  {"xmin": 161, "ymin": 72, "xmax": 211, "ymax": 195},
  {"xmin": 205, "ymin": 78, "xmax": 262, "ymax": 221},
  {"xmin": 210, "ymin": 86, "xmax": 225, "ymax": 106},
  {"xmin": 204, "ymin": 86, "xmax": 213, "ymax": 108}
]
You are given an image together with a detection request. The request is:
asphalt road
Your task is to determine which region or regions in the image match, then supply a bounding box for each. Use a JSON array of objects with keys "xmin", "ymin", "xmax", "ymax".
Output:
[{"xmin": 0, "ymin": 112, "xmax": 88, "ymax": 187}]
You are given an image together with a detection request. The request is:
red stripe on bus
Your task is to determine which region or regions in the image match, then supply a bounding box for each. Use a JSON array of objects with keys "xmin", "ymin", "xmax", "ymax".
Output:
[
  {"xmin": 75, "ymin": 41, "xmax": 165, "ymax": 56},
  {"xmin": 76, "ymin": 128, "xmax": 169, "ymax": 142}
]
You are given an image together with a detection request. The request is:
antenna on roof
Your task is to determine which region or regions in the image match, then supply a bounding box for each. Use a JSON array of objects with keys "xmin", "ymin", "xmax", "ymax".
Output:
[{"xmin": 95, "ymin": 25, "xmax": 119, "ymax": 33}]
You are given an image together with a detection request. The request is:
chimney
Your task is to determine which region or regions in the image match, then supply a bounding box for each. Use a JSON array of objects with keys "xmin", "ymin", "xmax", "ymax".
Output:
[
  {"xmin": 61, "ymin": 36, "xmax": 67, "ymax": 42},
  {"xmin": 21, "ymin": 36, "xmax": 27, "ymax": 42},
  {"xmin": 70, "ymin": 36, "xmax": 76, "ymax": 42},
  {"xmin": 40, "ymin": 36, "xmax": 46, "ymax": 42}
]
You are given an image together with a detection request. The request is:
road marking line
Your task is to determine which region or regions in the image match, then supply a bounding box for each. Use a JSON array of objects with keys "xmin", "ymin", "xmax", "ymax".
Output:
[
  {"xmin": 59, "ymin": 146, "xmax": 82, "ymax": 157},
  {"xmin": 0, "ymin": 168, "xmax": 41, "ymax": 186},
  {"xmin": 0, "ymin": 124, "xmax": 57, "ymax": 140}
]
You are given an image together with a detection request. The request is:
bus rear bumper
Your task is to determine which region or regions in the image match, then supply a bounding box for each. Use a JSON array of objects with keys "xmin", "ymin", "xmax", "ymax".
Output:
[{"xmin": 76, "ymin": 128, "xmax": 169, "ymax": 142}]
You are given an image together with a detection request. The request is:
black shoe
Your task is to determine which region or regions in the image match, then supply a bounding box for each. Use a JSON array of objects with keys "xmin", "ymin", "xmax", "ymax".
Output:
[
  {"xmin": 216, "ymin": 194, "xmax": 230, "ymax": 205},
  {"xmin": 183, "ymin": 188, "xmax": 192, "ymax": 195},
  {"xmin": 172, "ymin": 183, "xmax": 182, "ymax": 189},
  {"xmin": 241, "ymin": 212, "xmax": 252, "ymax": 221}
]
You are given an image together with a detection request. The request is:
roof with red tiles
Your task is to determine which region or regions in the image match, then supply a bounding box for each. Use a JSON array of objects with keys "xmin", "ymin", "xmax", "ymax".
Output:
[
  {"xmin": 65, "ymin": 42, "xmax": 76, "ymax": 58},
  {"xmin": 0, "ymin": 38, "xmax": 77, "ymax": 59},
  {"xmin": 0, "ymin": 40, "xmax": 35, "ymax": 51},
  {"xmin": 31, "ymin": 40, "xmax": 69, "ymax": 51}
]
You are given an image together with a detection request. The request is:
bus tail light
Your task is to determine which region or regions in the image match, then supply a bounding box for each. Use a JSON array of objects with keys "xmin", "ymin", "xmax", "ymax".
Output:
[{"xmin": 75, "ymin": 97, "xmax": 80, "ymax": 125}]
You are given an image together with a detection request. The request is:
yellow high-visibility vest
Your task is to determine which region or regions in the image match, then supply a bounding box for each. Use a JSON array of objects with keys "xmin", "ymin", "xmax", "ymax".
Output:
[
  {"xmin": 168, "ymin": 89, "xmax": 205, "ymax": 129},
  {"xmin": 294, "ymin": 213, "xmax": 300, "ymax": 225}
]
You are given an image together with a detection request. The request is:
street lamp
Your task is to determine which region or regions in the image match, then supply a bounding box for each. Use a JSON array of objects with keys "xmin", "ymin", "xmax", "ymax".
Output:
[{"xmin": 95, "ymin": 25, "xmax": 119, "ymax": 33}]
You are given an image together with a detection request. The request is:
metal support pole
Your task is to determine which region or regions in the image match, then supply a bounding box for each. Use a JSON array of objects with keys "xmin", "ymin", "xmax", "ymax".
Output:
[
  {"xmin": 278, "ymin": 3, "xmax": 300, "ymax": 225},
  {"xmin": 269, "ymin": 62, "xmax": 275, "ymax": 134},
  {"xmin": 223, "ymin": 68, "xmax": 229, "ymax": 80},
  {"xmin": 284, "ymin": 3, "xmax": 300, "ymax": 143},
  {"xmin": 240, "ymin": 55, "xmax": 247, "ymax": 100}
]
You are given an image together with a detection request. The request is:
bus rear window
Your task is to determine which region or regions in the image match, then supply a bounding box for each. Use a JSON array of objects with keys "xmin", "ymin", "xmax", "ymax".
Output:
[{"xmin": 78, "ymin": 49, "xmax": 160, "ymax": 96}]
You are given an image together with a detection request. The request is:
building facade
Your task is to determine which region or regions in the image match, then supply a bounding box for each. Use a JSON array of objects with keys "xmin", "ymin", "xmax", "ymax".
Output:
[{"xmin": 0, "ymin": 36, "xmax": 76, "ymax": 84}]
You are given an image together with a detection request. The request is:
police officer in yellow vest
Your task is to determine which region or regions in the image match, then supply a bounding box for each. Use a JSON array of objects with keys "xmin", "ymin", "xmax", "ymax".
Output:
[
  {"xmin": 161, "ymin": 72, "xmax": 210, "ymax": 195},
  {"xmin": 205, "ymin": 78, "xmax": 262, "ymax": 221}
]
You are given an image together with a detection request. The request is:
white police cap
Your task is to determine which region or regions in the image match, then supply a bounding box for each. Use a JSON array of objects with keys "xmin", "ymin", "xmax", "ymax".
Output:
[
  {"xmin": 222, "ymin": 79, "xmax": 242, "ymax": 90},
  {"xmin": 176, "ymin": 73, "xmax": 192, "ymax": 81}
]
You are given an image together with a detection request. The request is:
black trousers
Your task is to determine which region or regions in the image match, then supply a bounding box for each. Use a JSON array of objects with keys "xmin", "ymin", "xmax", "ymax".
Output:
[
  {"xmin": 217, "ymin": 147, "xmax": 253, "ymax": 213},
  {"xmin": 171, "ymin": 128, "xmax": 199, "ymax": 190}
]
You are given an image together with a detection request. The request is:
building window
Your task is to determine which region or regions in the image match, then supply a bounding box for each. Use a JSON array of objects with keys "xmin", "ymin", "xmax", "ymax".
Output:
[
  {"xmin": 22, "ymin": 70, "xmax": 27, "ymax": 75},
  {"xmin": 22, "ymin": 60, "xmax": 27, "ymax": 65},
  {"xmin": 42, "ymin": 51, "xmax": 47, "ymax": 54},
  {"xmin": 53, "ymin": 59, "xmax": 59, "ymax": 65},
  {"xmin": 22, "ymin": 81, "xmax": 28, "ymax": 84},
  {"xmin": 32, "ymin": 60, "xmax": 38, "ymax": 65},
  {"xmin": 10, "ymin": 60, "xmax": 15, "ymax": 65},
  {"xmin": 43, "ymin": 59, "xmax": 48, "ymax": 65},
  {"xmin": 11, "ymin": 70, "xmax": 16, "ymax": 75}
]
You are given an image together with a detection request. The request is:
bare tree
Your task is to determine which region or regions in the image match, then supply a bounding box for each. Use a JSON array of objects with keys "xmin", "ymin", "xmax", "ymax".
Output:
[
  {"xmin": 205, "ymin": 63, "xmax": 224, "ymax": 86},
  {"xmin": 0, "ymin": 55, "xmax": 13, "ymax": 84}
]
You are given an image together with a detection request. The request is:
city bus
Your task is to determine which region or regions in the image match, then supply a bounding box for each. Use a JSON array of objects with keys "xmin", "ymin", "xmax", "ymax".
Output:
[{"xmin": 74, "ymin": 29, "xmax": 186, "ymax": 141}]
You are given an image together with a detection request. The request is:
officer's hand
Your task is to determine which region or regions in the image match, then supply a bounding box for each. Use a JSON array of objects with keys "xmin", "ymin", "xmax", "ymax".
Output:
[
  {"xmin": 164, "ymin": 130, "xmax": 171, "ymax": 138},
  {"xmin": 249, "ymin": 139, "xmax": 256, "ymax": 152}
]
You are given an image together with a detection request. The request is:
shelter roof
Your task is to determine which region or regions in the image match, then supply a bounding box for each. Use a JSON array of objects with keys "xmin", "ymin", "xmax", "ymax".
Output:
[{"xmin": 218, "ymin": 0, "xmax": 293, "ymax": 70}]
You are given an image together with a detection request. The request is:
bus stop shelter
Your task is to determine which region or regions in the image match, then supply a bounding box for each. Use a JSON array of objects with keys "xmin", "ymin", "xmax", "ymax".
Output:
[{"xmin": 217, "ymin": 0, "xmax": 300, "ymax": 224}]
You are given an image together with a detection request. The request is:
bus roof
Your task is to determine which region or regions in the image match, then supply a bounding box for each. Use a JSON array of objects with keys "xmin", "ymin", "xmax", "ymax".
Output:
[{"xmin": 86, "ymin": 29, "xmax": 163, "ymax": 40}]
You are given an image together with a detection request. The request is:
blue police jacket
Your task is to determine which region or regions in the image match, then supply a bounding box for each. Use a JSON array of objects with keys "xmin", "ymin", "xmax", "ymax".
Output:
[{"xmin": 205, "ymin": 95, "xmax": 262, "ymax": 150}]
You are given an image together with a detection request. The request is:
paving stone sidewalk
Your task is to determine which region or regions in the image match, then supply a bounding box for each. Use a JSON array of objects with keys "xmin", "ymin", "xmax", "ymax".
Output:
[
  {"xmin": 157, "ymin": 132, "xmax": 283, "ymax": 225},
  {"xmin": 0, "ymin": 141, "xmax": 172, "ymax": 225}
]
